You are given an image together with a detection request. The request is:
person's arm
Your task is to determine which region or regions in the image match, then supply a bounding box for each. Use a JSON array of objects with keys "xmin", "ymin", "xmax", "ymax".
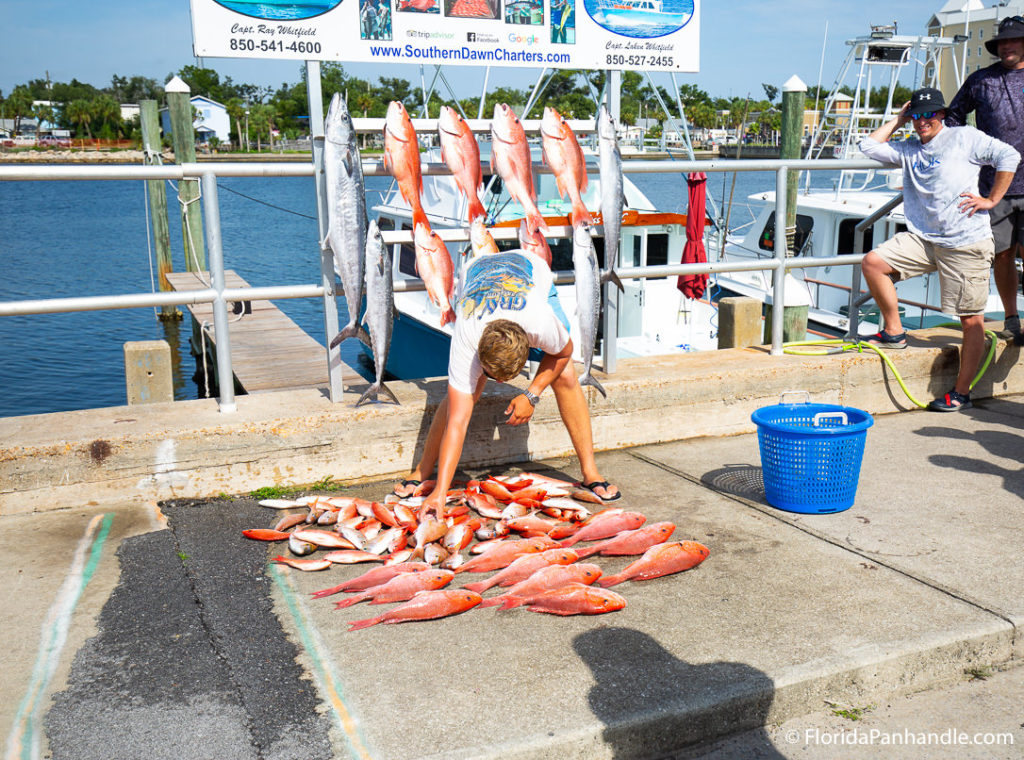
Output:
[
  {"xmin": 504, "ymin": 338, "xmax": 574, "ymax": 426},
  {"xmin": 859, "ymin": 102, "xmax": 908, "ymax": 167},
  {"xmin": 959, "ymin": 134, "xmax": 1021, "ymax": 216},
  {"xmin": 959, "ymin": 170, "xmax": 1015, "ymax": 216},
  {"xmin": 419, "ymin": 376, "xmax": 485, "ymax": 519},
  {"xmin": 867, "ymin": 101, "xmax": 911, "ymax": 144},
  {"xmin": 944, "ymin": 81, "xmax": 973, "ymax": 128}
]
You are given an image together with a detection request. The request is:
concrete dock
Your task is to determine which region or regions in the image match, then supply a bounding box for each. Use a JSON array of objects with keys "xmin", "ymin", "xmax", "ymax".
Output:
[{"xmin": 1, "ymin": 327, "xmax": 1022, "ymax": 758}]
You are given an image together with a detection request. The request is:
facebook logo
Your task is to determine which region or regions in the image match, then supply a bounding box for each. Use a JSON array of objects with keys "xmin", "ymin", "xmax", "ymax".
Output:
[{"xmin": 467, "ymin": 32, "xmax": 476, "ymax": 41}]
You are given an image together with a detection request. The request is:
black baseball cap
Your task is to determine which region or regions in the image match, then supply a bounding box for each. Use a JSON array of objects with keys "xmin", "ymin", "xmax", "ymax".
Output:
[
  {"xmin": 985, "ymin": 15, "xmax": 1024, "ymax": 56},
  {"xmin": 908, "ymin": 87, "xmax": 947, "ymax": 114}
]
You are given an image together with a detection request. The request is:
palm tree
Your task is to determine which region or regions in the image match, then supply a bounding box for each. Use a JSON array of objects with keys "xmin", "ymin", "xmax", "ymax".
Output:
[
  {"xmin": 226, "ymin": 97, "xmax": 245, "ymax": 150},
  {"xmin": 66, "ymin": 99, "xmax": 94, "ymax": 141},
  {"xmin": 6, "ymin": 87, "xmax": 33, "ymax": 136},
  {"xmin": 92, "ymin": 95, "xmax": 122, "ymax": 139}
]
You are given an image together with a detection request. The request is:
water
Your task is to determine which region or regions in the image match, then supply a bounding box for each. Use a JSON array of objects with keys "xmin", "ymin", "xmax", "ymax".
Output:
[{"xmin": 0, "ymin": 165, "xmax": 841, "ymax": 419}]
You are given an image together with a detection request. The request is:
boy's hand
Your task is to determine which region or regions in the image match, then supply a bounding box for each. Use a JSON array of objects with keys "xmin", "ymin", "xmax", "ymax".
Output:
[
  {"xmin": 504, "ymin": 394, "xmax": 535, "ymax": 426},
  {"xmin": 419, "ymin": 492, "xmax": 446, "ymax": 521}
]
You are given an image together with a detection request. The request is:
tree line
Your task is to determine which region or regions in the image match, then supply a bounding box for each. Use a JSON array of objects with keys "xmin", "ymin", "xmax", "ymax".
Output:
[{"xmin": 1, "ymin": 64, "xmax": 900, "ymax": 146}]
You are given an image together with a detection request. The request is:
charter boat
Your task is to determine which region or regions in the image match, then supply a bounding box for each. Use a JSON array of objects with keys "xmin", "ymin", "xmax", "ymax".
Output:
[
  {"xmin": 711, "ymin": 27, "xmax": 1024, "ymax": 336},
  {"xmin": 371, "ymin": 142, "xmax": 719, "ymax": 380}
]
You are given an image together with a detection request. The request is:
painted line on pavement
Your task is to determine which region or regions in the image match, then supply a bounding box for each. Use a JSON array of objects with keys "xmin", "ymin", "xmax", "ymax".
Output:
[
  {"xmin": 4, "ymin": 512, "xmax": 113, "ymax": 760},
  {"xmin": 270, "ymin": 564, "xmax": 374, "ymax": 760}
]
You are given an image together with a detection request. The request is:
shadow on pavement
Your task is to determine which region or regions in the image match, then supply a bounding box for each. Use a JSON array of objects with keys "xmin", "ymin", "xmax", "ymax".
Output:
[
  {"xmin": 701, "ymin": 465, "xmax": 767, "ymax": 504},
  {"xmin": 574, "ymin": 627, "xmax": 784, "ymax": 759}
]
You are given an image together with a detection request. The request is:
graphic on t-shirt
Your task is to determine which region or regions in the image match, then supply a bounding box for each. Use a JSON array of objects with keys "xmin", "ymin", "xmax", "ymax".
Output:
[{"xmin": 459, "ymin": 253, "xmax": 535, "ymax": 319}]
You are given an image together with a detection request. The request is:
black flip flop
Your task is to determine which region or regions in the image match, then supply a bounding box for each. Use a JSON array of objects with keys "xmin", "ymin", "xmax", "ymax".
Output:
[
  {"xmin": 580, "ymin": 480, "xmax": 622, "ymax": 502},
  {"xmin": 392, "ymin": 478, "xmax": 421, "ymax": 498}
]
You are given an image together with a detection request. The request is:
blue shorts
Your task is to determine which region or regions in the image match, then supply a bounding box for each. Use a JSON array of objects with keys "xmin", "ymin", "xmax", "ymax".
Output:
[{"xmin": 528, "ymin": 284, "xmax": 570, "ymax": 361}]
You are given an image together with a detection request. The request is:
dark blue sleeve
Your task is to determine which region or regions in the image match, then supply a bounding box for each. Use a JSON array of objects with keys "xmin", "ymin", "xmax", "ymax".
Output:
[{"xmin": 945, "ymin": 77, "xmax": 975, "ymax": 128}]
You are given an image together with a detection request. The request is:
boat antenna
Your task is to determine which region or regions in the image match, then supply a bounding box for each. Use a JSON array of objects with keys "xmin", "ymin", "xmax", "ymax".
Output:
[
  {"xmin": 720, "ymin": 94, "xmax": 752, "ymax": 262},
  {"xmin": 477, "ymin": 66, "xmax": 491, "ymax": 120}
]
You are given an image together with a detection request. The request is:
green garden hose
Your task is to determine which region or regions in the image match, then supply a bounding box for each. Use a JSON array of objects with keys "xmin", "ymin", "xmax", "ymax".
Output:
[{"xmin": 781, "ymin": 326, "xmax": 999, "ymax": 409}]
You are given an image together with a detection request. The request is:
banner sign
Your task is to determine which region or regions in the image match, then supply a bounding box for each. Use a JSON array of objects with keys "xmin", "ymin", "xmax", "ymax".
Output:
[{"xmin": 190, "ymin": 0, "xmax": 698, "ymax": 72}]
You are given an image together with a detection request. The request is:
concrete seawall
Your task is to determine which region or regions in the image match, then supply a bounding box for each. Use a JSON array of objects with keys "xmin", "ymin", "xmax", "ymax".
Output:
[{"xmin": 3, "ymin": 324, "xmax": 1022, "ymax": 515}]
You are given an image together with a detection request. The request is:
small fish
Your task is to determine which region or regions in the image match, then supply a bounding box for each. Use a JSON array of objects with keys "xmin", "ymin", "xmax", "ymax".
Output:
[
  {"xmin": 524, "ymin": 583, "xmax": 626, "ymax": 616},
  {"xmin": 440, "ymin": 551, "xmax": 465, "ymax": 570},
  {"xmin": 323, "ymin": 549, "xmax": 386, "ymax": 565},
  {"xmin": 470, "ymin": 217, "xmax": 499, "ymax": 258},
  {"xmin": 292, "ymin": 528, "xmax": 356, "ymax": 550},
  {"xmin": 466, "ymin": 488, "xmax": 503, "ymax": 519},
  {"xmin": 394, "ymin": 504, "xmax": 418, "ymax": 530},
  {"xmin": 413, "ymin": 518, "xmax": 448, "ymax": 550},
  {"xmin": 334, "ymin": 569, "xmax": 454, "ymax": 609},
  {"xmin": 324, "ymin": 93, "xmax": 370, "ymax": 351},
  {"xmin": 316, "ymin": 510, "xmax": 339, "ymax": 526},
  {"xmin": 347, "ymin": 589, "xmax": 482, "ymax": 630},
  {"xmin": 274, "ymin": 513, "xmax": 308, "ymax": 532},
  {"xmin": 510, "ymin": 486, "xmax": 548, "ymax": 503},
  {"xmin": 311, "ymin": 561, "xmax": 430, "ymax": 598},
  {"xmin": 383, "ymin": 100, "xmax": 428, "ymax": 230},
  {"xmin": 462, "ymin": 548, "xmax": 578, "ymax": 593},
  {"xmin": 272, "ymin": 556, "xmax": 332, "ymax": 572},
  {"xmin": 356, "ymin": 219, "xmax": 400, "ymax": 407},
  {"xmin": 504, "ymin": 514, "xmax": 558, "ymax": 535},
  {"xmin": 540, "ymin": 106, "xmax": 592, "ymax": 229},
  {"xmin": 242, "ymin": 529, "xmax": 291, "ymax": 542},
  {"xmin": 384, "ymin": 549, "xmax": 415, "ymax": 565},
  {"xmin": 338, "ymin": 526, "xmax": 367, "ymax": 552},
  {"xmin": 517, "ymin": 219, "xmax": 553, "ymax": 267},
  {"xmin": 483, "ymin": 563, "xmax": 604, "ymax": 609},
  {"xmin": 480, "ymin": 478, "xmax": 515, "ymax": 502},
  {"xmin": 597, "ymin": 104, "xmax": 624, "ymax": 264},
  {"xmin": 413, "ymin": 223, "xmax": 456, "ymax": 327},
  {"xmin": 289, "ymin": 533, "xmax": 317, "ymax": 557},
  {"xmin": 442, "ymin": 523, "xmax": 474, "ymax": 554},
  {"xmin": 597, "ymin": 540, "xmax": 710, "ymax": 587},
  {"xmin": 366, "ymin": 526, "xmax": 405, "ymax": 556},
  {"xmin": 423, "ymin": 542, "xmax": 450, "ymax": 566},
  {"xmin": 474, "ymin": 525, "xmax": 498, "ymax": 542},
  {"xmin": 499, "ymin": 502, "xmax": 528, "ymax": 521},
  {"xmin": 258, "ymin": 498, "xmax": 305, "ymax": 509},
  {"xmin": 574, "ymin": 522, "xmax": 676, "ymax": 560},
  {"xmin": 559, "ymin": 511, "xmax": 646, "ymax": 548},
  {"xmin": 491, "ymin": 103, "xmax": 546, "ymax": 236},
  {"xmin": 438, "ymin": 105, "xmax": 486, "ymax": 224}
]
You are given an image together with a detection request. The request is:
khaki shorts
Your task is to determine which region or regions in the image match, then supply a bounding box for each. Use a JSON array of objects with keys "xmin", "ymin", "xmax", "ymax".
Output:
[{"xmin": 875, "ymin": 232, "xmax": 994, "ymax": 316}]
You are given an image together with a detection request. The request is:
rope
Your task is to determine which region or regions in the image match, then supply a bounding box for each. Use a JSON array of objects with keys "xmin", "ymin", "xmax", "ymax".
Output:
[{"xmin": 216, "ymin": 181, "xmax": 317, "ymax": 220}]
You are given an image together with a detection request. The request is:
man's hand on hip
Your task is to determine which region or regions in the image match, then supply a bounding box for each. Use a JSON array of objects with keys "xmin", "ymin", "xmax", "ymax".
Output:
[{"xmin": 958, "ymin": 192, "xmax": 997, "ymax": 216}]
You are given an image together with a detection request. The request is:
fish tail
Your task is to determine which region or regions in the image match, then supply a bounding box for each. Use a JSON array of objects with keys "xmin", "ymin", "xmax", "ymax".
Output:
[
  {"xmin": 477, "ymin": 596, "xmax": 505, "ymax": 608},
  {"xmin": 355, "ymin": 384, "xmax": 380, "ymax": 407},
  {"xmin": 570, "ymin": 203, "xmax": 594, "ymax": 230},
  {"xmin": 310, "ymin": 584, "xmax": 347, "ymax": 599},
  {"xmin": 440, "ymin": 305, "xmax": 456, "ymax": 327},
  {"xmin": 579, "ymin": 372, "xmax": 607, "ymax": 399},
  {"xmin": 412, "ymin": 205, "xmax": 429, "ymax": 232},
  {"xmin": 603, "ymin": 267, "xmax": 625, "ymax": 293},
  {"xmin": 498, "ymin": 596, "xmax": 526, "ymax": 610},
  {"xmin": 558, "ymin": 535, "xmax": 581, "ymax": 549},
  {"xmin": 461, "ymin": 579, "xmax": 489, "ymax": 594},
  {"xmin": 525, "ymin": 209, "xmax": 547, "ymax": 237},
  {"xmin": 355, "ymin": 325, "xmax": 372, "ymax": 348},
  {"xmin": 467, "ymin": 196, "xmax": 487, "ymax": 224},
  {"xmin": 347, "ymin": 616, "xmax": 382, "ymax": 631},
  {"xmin": 379, "ymin": 382, "xmax": 400, "ymax": 405},
  {"xmin": 597, "ymin": 575, "xmax": 623, "ymax": 588},
  {"xmin": 573, "ymin": 545, "xmax": 598, "ymax": 560},
  {"xmin": 334, "ymin": 595, "xmax": 364, "ymax": 610},
  {"xmin": 329, "ymin": 321, "xmax": 361, "ymax": 349}
]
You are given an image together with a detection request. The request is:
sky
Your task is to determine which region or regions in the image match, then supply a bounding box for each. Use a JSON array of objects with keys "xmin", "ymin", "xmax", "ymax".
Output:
[{"xmin": 2, "ymin": 0, "xmax": 960, "ymax": 102}]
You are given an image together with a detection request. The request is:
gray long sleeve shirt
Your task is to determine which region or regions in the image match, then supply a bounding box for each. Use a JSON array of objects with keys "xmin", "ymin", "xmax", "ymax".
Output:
[
  {"xmin": 860, "ymin": 125, "xmax": 1020, "ymax": 248},
  {"xmin": 946, "ymin": 63, "xmax": 1024, "ymax": 197}
]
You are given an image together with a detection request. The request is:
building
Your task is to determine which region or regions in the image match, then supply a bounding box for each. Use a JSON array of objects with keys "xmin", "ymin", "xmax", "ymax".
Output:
[
  {"xmin": 926, "ymin": 0, "xmax": 1024, "ymax": 95},
  {"xmin": 160, "ymin": 94, "xmax": 231, "ymax": 144}
]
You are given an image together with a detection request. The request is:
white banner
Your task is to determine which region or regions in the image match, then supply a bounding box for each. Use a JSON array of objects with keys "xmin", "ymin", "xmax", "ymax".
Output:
[{"xmin": 190, "ymin": 0, "xmax": 698, "ymax": 73}]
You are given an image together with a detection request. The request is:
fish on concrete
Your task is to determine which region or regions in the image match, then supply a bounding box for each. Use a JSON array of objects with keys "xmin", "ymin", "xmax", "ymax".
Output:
[
  {"xmin": 347, "ymin": 589, "xmax": 482, "ymax": 630},
  {"xmin": 242, "ymin": 529, "xmax": 291, "ymax": 541},
  {"xmin": 438, "ymin": 105, "xmax": 486, "ymax": 224},
  {"xmin": 597, "ymin": 540, "xmax": 710, "ymax": 587},
  {"xmin": 484, "ymin": 563, "xmax": 604, "ymax": 609},
  {"xmin": 573, "ymin": 522, "xmax": 676, "ymax": 559},
  {"xmin": 310, "ymin": 562, "xmax": 431, "ymax": 599},
  {"xmin": 461, "ymin": 548, "xmax": 578, "ymax": 593},
  {"xmin": 523, "ymin": 582, "xmax": 626, "ymax": 615},
  {"xmin": 541, "ymin": 106, "xmax": 593, "ymax": 229},
  {"xmin": 559, "ymin": 510, "xmax": 646, "ymax": 548},
  {"xmin": 454, "ymin": 536, "xmax": 557, "ymax": 573},
  {"xmin": 324, "ymin": 93, "xmax": 370, "ymax": 351},
  {"xmin": 597, "ymin": 105, "xmax": 623, "ymax": 266},
  {"xmin": 356, "ymin": 219, "xmax": 399, "ymax": 406},
  {"xmin": 334, "ymin": 569, "xmax": 454, "ymax": 608},
  {"xmin": 491, "ymin": 103, "xmax": 546, "ymax": 236},
  {"xmin": 272, "ymin": 556, "xmax": 332, "ymax": 572}
]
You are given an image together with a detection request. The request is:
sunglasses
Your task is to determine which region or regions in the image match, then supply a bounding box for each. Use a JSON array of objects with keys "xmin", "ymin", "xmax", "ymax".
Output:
[{"xmin": 910, "ymin": 111, "xmax": 938, "ymax": 120}]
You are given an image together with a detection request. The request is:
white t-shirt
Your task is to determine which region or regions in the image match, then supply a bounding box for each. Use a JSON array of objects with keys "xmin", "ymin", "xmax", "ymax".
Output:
[
  {"xmin": 860, "ymin": 125, "xmax": 1019, "ymax": 247},
  {"xmin": 448, "ymin": 249, "xmax": 570, "ymax": 394}
]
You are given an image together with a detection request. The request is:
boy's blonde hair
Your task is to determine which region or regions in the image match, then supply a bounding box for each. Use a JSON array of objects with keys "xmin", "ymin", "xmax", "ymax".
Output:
[{"xmin": 478, "ymin": 319, "xmax": 529, "ymax": 382}]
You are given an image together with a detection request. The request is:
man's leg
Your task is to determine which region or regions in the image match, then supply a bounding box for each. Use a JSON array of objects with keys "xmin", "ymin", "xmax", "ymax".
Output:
[
  {"xmin": 549, "ymin": 360, "xmax": 619, "ymax": 499},
  {"xmin": 993, "ymin": 246, "xmax": 1020, "ymax": 335},
  {"xmin": 955, "ymin": 313, "xmax": 986, "ymax": 396},
  {"xmin": 861, "ymin": 250, "xmax": 905, "ymax": 336}
]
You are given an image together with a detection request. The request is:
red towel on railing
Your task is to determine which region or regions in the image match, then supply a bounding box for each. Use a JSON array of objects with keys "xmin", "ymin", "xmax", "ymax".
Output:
[{"xmin": 676, "ymin": 171, "xmax": 708, "ymax": 300}]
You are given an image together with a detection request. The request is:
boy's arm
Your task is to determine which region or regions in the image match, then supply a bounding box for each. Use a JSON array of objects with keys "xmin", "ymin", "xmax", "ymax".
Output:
[
  {"xmin": 420, "ymin": 380, "xmax": 482, "ymax": 519},
  {"xmin": 504, "ymin": 338, "xmax": 574, "ymax": 426}
]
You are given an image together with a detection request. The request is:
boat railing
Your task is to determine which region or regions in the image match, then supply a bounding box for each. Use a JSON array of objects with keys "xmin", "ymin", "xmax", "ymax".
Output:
[{"xmin": 0, "ymin": 156, "xmax": 890, "ymax": 413}]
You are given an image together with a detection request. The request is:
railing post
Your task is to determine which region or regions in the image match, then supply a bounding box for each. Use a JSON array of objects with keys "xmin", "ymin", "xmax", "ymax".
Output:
[
  {"xmin": 771, "ymin": 167, "xmax": 788, "ymax": 355},
  {"xmin": 199, "ymin": 172, "xmax": 236, "ymax": 413},
  {"xmin": 307, "ymin": 60, "xmax": 344, "ymax": 403}
]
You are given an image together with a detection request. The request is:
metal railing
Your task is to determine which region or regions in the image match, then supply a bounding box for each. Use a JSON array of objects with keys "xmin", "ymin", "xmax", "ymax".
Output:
[{"xmin": 0, "ymin": 156, "xmax": 892, "ymax": 414}]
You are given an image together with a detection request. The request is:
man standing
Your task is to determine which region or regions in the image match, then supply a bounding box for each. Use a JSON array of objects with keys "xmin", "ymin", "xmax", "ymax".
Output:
[
  {"xmin": 394, "ymin": 248, "xmax": 620, "ymax": 514},
  {"xmin": 946, "ymin": 15, "xmax": 1024, "ymax": 340},
  {"xmin": 859, "ymin": 87, "xmax": 1019, "ymax": 411}
]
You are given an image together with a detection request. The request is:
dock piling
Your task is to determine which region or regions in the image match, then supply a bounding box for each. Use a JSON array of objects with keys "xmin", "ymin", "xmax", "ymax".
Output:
[
  {"xmin": 165, "ymin": 76, "xmax": 207, "ymax": 273},
  {"xmin": 140, "ymin": 100, "xmax": 180, "ymax": 322}
]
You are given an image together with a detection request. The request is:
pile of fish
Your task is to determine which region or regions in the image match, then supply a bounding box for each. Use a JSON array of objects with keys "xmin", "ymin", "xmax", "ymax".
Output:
[
  {"xmin": 244, "ymin": 471, "xmax": 709, "ymax": 631},
  {"xmin": 323, "ymin": 96, "xmax": 628, "ymax": 404}
]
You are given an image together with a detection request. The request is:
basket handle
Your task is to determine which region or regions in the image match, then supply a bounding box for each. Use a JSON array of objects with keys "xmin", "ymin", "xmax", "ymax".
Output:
[
  {"xmin": 779, "ymin": 390, "xmax": 810, "ymax": 405},
  {"xmin": 813, "ymin": 411, "xmax": 848, "ymax": 427}
]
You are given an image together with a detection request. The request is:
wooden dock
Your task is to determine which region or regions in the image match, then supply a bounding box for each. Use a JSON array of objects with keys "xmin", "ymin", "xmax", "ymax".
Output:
[{"xmin": 165, "ymin": 269, "xmax": 348, "ymax": 394}]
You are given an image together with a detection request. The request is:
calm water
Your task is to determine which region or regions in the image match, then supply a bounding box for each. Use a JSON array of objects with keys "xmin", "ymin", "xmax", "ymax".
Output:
[{"xmin": 0, "ymin": 165, "xmax": 839, "ymax": 418}]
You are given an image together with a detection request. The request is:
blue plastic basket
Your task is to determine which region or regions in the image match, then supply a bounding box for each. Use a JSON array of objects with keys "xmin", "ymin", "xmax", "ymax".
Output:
[{"xmin": 751, "ymin": 392, "xmax": 874, "ymax": 514}]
